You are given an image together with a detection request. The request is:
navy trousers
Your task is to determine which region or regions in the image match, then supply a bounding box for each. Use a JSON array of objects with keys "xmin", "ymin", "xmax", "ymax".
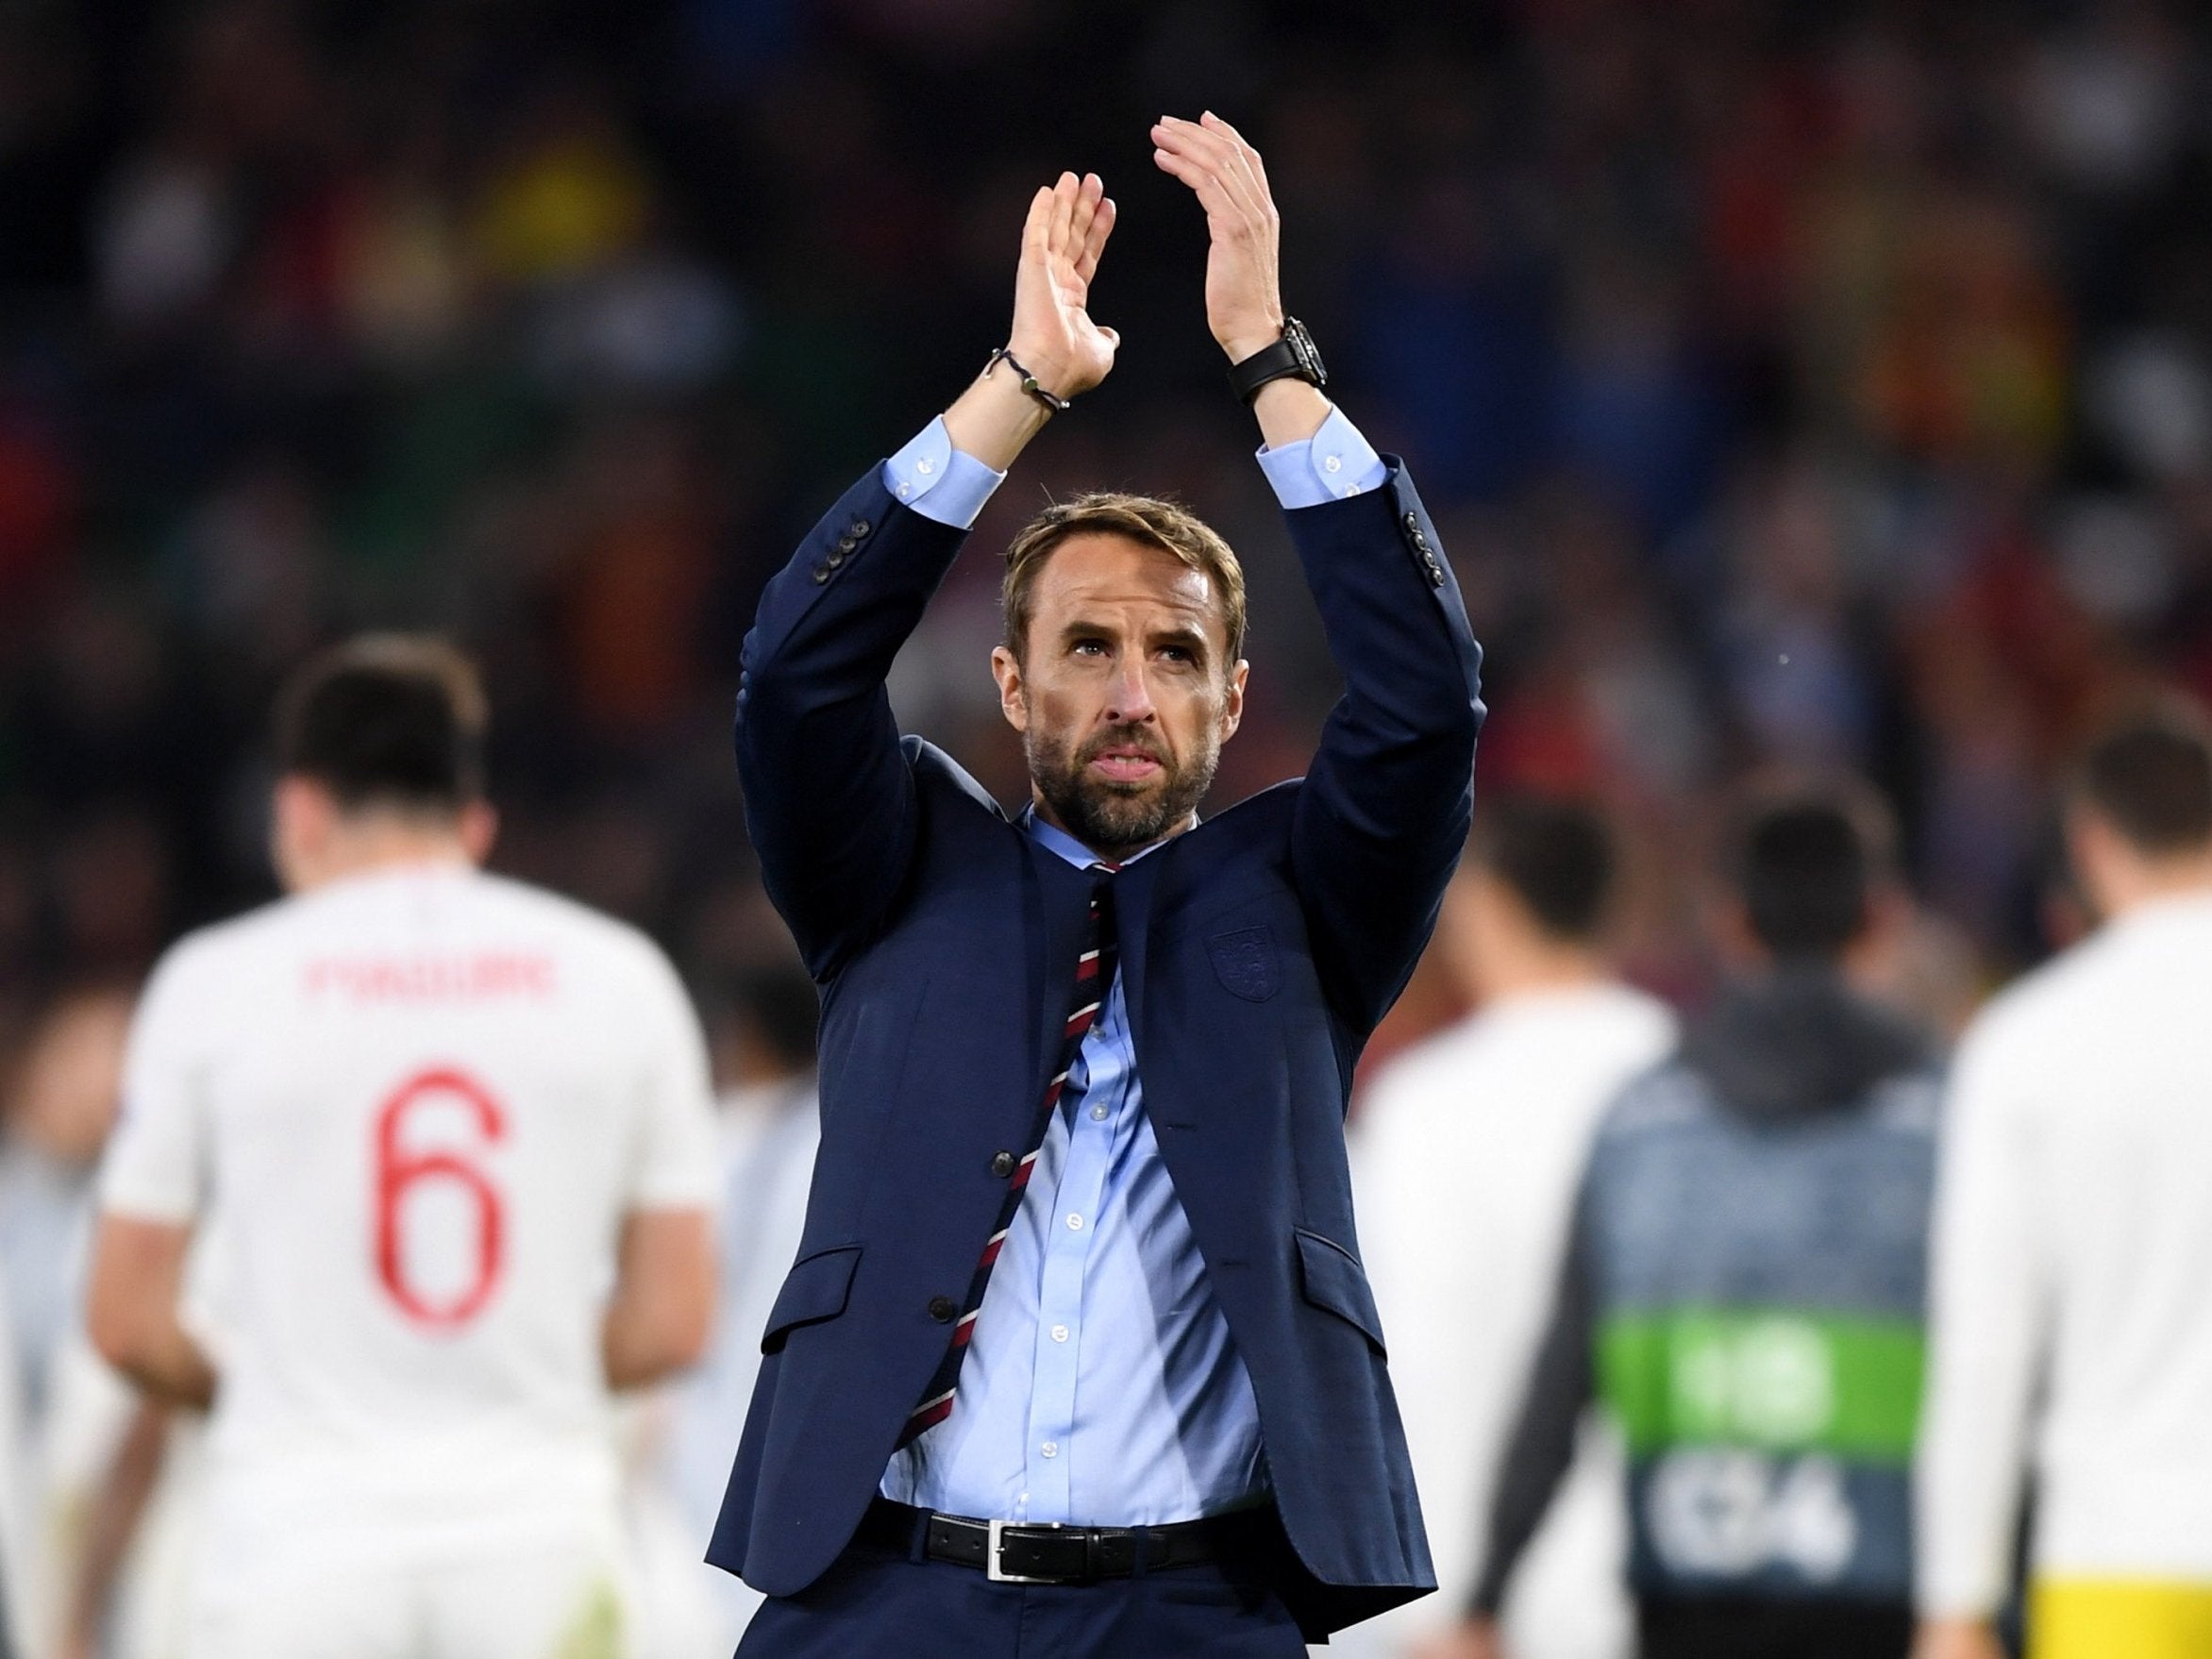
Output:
[{"xmin": 733, "ymin": 1515, "xmax": 1313, "ymax": 1659}]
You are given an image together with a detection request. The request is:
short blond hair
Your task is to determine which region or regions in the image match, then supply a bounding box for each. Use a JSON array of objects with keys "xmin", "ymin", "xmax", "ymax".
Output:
[{"xmin": 1001, "ymin": 493, "xmax": 1248, "ymax": 667}]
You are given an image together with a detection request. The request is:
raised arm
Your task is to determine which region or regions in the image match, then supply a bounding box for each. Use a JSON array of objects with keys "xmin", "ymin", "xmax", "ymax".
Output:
[
  {"xmin": 1154, "ymin": 114, "xmax": 1484, "ymax": 1033},
  {"xmin": 735, "ymin": 175, "xmax": 1120, "ymax": 976}
]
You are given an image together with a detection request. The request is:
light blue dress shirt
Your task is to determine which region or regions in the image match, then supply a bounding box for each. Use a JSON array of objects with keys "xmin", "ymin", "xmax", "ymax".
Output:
[
  {"xmin": 874, "ymin": 400, "xmax": 1385, "ymax": 1526},
  {"xmin": 883, "ymin": 402, "xmax": 1386, "ymax": 529}
]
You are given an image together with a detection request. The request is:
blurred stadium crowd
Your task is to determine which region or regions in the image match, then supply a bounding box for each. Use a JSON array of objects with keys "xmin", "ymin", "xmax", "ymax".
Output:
[{"xmin": 3, "ymin": 0, "xmax": 2212, "ymax": 1655}]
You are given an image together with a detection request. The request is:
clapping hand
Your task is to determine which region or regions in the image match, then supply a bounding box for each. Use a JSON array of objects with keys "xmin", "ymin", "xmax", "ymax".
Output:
[
  {"xmin": 1007, "ymin": 171, "xmax": 1120, "ymax": 401},
  {"xmin": 1150, "ymin": 112, "xmax": 1285, "ymax": 364},
  {"xmin": 945, "ymin": 170, "xmax": 1117, "ymax": 468},
  {"xmin": 1152, "ymin": 111, "xmax": 1326, "ymax": 446}
]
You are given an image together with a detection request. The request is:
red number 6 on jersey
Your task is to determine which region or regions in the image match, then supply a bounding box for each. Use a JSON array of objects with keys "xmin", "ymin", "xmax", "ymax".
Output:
[{"xmin": 374, "ymin": 1068, "xmax": 507, "ymax": 1328}]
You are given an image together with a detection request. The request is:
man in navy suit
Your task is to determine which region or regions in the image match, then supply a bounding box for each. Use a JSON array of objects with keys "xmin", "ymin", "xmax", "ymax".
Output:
[{"xmin": 714, "ymin": 113, "xmax": 1485, "ymax": 1656}]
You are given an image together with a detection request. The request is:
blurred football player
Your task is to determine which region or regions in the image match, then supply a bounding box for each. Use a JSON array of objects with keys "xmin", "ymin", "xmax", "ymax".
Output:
[
  {"xmin": 1427, "ymin": 780, "xmax": 1941, "ymax": 1659},
  {"xmin": 85, "ymin": 635, "xmax": 718, "ymax": 1659},
  {"xmin": 1916, "ymin": 705, "xmax": 2212, "ymax": 1659},
  {"xmin": 1349, "ymin": 796, "xmax": 1673, "ymax": 1659}
]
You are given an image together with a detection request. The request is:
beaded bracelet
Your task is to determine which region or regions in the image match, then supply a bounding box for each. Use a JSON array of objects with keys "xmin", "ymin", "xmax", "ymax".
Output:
[{"xmin": 984, "ymin": 346, "xmax": 1073, "ymax": 414}]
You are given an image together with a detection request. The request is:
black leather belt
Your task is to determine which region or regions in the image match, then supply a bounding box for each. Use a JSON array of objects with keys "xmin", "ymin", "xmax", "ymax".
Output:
[{"xmin": 860, "ymin": 1497, "xmax": 1237, "ymax": 1584}]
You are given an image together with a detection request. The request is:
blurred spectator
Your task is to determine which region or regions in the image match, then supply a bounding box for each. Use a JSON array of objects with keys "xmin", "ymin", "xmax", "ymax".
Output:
[
  {"xmin": 0, "ymin": 988, "xmax": 130, "ymax": 1427},
  {"xmin": 1431, "ymin": 780, "xmax": 1942, "ymax": 1659},
  {"xmin": 0, "ymin": 983, "xmax": 142, "ymax": 1659},
  {"xmin": 1916, "ymin": 704, "xmax": 2212, "ymax": 1659},
  {"xmin": 1349, "ymin": 798, "xmax": 1674, "ymax": 1659},
  {"xmin": 643, "ymin": 952, "xmax": 820, "ymax": 1656}
]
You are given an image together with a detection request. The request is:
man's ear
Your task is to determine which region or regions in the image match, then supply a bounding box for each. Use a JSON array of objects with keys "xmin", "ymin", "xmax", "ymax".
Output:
[
  {"xmin": 991, "ymin": 645, "xmax": 1030, "ymax": 734},
  {"xmin": 1219, "ymin": 659, "xmax": 1249, "ymax": 744}
]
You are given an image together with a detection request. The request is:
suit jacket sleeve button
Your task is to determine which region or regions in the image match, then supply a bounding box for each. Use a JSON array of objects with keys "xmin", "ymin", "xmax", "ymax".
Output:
[
  {"xmin": 989, "ymin": 1150, "xmax": 1017, "ymax": 1179},
  {"xmin": 928, "ymin": 1296, "xmax": 957, "ymax": 1323},
  {"xmin": 811, "ymin": 565, "xmax": 832, "ymax": 584},
  {"xmin": 849, "ymin": 518, "xmax": 872, "ymax": 538}
]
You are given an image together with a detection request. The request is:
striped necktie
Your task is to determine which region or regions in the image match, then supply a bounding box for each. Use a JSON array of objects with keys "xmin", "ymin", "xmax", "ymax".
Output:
[{"xmin": 897, "ymin": 864, "xmax": 1118, "ymax": 1447}]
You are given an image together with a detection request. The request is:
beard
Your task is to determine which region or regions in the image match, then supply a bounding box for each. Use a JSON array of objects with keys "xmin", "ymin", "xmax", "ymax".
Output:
[{"xmin": 1027, "ymin": 720, "xmax": 1221, "ymax": 860}]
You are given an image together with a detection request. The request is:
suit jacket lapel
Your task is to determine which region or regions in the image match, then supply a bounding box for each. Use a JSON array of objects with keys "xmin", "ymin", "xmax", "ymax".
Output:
[{"xmin": 1111, "ymin": 848, "xmax": 1163, "ymax": 1059}]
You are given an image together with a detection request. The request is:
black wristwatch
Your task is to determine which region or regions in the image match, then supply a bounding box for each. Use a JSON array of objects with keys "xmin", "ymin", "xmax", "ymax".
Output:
[{"xmin": 1226, "ymin": 317, "xmax": 1327, "ymax": 404}]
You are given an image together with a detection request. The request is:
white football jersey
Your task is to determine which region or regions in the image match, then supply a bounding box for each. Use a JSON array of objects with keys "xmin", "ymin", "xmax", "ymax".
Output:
[
  {"xmin": 1348, "ymin": 982, "xmax": 1677, "ymax": 1659},
  {"xmin": 99, "ymin": 861, "xmax": 717, "ymax": 1550}
]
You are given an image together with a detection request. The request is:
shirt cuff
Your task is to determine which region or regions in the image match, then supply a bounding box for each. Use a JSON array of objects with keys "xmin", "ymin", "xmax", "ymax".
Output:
[
  {"xmin": 881, "ymin": 417, "xmax": 1007, "ymax": 529},
  {"xmin": 1254, "ymin": 404, "xmax": 1387, "ymax": 509}
]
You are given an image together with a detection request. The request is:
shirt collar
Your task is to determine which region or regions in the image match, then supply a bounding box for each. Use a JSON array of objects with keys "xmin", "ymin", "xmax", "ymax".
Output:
[{"xmin": 1021, "ymin": 804, "xmax": 1188, "ymax": 871}]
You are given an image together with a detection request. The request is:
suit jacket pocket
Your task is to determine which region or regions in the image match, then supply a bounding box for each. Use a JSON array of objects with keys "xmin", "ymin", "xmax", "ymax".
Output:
[
  {"xmin": 1294, "ymin": 1229, "xmax": 1386, "ymax": 1355},
  {"xmin": 760, "ymin": 1244, "xmax": 863, "ymax": 1354}
]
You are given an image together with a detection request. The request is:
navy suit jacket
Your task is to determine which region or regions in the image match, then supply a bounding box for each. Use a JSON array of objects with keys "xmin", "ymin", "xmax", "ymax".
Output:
[{"xmin": 711, "ymin": 453, "xmax": 1484, "ymax": 1638}]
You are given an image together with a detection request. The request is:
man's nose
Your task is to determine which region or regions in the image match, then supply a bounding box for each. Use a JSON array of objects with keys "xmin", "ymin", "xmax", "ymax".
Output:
[{"xmin": 1104, "ymin": 661, "xmax": 1158, "ymax": 724}]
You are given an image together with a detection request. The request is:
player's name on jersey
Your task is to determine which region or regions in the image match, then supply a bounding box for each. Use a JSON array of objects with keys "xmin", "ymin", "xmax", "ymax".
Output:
[{"xmin": 304, "ymin": 951, "xmax": 558, "ymax": 1004}]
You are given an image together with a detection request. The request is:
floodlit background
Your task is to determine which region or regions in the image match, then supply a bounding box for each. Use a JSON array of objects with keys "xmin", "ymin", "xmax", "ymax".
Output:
[{"xmin": 1, "ymin": 0, "xmax": 2208, "ymax": 1654}]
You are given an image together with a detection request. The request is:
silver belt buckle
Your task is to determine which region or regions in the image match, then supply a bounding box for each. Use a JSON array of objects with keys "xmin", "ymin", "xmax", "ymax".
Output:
[{"xmin": 986, "ymin": 1517, "xmax": 1060, "ymax": 1584}]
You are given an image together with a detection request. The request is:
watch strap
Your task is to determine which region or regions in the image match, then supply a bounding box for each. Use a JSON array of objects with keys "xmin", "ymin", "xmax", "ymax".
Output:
[{"xmin": 1227, "ymin": 318, "xmax": 1326, "ymax": 404}]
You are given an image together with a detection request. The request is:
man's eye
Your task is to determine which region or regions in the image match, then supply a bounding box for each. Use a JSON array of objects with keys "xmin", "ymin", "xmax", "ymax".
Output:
[{"xmin": 1072, "ymin": 640, "xmax": 1107, "ymax": 656}]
